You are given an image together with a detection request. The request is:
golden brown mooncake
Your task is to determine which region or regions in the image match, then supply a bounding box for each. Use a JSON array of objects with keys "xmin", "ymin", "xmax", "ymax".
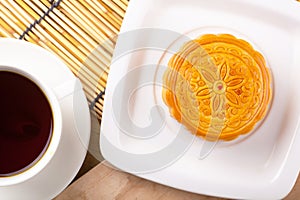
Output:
[{"xmin": 162, "ymin": 34, "xmax": 272, "ymax": 141}]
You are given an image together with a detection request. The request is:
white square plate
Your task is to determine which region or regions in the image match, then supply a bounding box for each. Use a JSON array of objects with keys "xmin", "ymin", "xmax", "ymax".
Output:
[{"xmin": 100, "ymin": 0, "xmax": 300, "ymax": 199}]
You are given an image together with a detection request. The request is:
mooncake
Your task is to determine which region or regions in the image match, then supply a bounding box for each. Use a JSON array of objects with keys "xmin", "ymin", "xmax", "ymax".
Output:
[{"xmin": 162, "ymin": 34, "xmax": 272, "ymax": 141}]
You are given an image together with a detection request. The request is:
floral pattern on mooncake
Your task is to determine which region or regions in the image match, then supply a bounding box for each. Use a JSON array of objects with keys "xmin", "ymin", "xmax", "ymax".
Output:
[{"xmin": 162, "ymin": 34, "xmax": 272, "ymax": 141}]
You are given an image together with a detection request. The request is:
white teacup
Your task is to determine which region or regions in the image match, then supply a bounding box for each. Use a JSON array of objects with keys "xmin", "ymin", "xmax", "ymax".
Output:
[{"xmin": 0, "ymin": 38, "xmax": 90, "ymax": 200}]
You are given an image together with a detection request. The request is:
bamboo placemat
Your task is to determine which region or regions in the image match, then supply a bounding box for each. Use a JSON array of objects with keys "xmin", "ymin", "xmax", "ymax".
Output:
[{"xmin": 0, "ymin": 0, "xmax": 129, "ymax": 120}]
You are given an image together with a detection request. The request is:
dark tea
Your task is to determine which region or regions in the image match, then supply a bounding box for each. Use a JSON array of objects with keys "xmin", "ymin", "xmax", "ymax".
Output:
[{"xmin": 0, "ymin": 71, "xmax": 53, "ymax": 176}]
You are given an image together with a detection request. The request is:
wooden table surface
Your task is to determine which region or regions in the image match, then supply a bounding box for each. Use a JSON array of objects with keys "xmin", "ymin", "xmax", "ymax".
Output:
[{"xmin": 55, "ymin": 160, "xmax": 300, "ymax": 200}]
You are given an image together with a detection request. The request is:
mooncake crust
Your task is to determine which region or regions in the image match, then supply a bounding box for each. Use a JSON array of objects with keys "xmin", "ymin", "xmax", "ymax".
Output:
[{"xmin": 162, "ymin": 34, "xmax": 272, "ymax": 141}]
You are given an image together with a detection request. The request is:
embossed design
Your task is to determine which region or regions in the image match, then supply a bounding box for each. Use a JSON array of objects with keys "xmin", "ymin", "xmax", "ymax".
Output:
[{"xmin": 162, "ymin": 34, "xmax": 272, "ymax": 141}]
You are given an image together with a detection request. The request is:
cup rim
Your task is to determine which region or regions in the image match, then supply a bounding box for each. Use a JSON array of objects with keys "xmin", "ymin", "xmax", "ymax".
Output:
[{"xmin": 0, "ymin": 66, "xmax": 62, "ymax": 186}]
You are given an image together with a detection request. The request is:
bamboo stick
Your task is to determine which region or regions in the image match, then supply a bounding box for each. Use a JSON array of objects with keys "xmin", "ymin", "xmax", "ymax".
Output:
[
  {"xmin": 16, "ymin": 0, "xmax": 110, "ymax": 65},
  {"xmin": 61, "ymin": 0, "xmax": 113, "ymax": 60},
  {"xmin": 18, "ymin": 1, "xmax": 110, "ymax": 94},
  {"xmin": 37, "ymin": 0, "xmax": 115, "ymax": 69},
  {"xmin": 0, "ymin": 4, "xmax": 24, "ymax": 37},
  {"xmin": 111, "ymin": 0, "xmax": 127, "ymax": 11},
  {"xmin": 61, "ymin": 1, "xmax": 113, "ymax": 46},
  {"xmin": 0, "ymin": 2, "xmax": 40, "ymax": 42},
  {"xmin": 1, "ymin": 2, "xmax": 28, "ymax": 30},
  {"xmin": 77, "ymin": 0, "xmax": 119, "ymax": 33},
  {"xmin": 27, "ymin": 0, "xmax": 110, "ymax": 80},
  {"xmin": 56, "ymin": 7, "xmax": 114, "ymax": 66},
  {"xmin": 120, "ymin": 0, "xmax": 129, "ymax": 7},
  {"xmin": 0, "ymin": 17, "xmax": 16, "ymax": 37},
  {"xmin": 95, "ymin": 1, "xmax": 123, "ymax": 26},
  {"xmin": 87, "ymin": 0, "xmax": 123, "ymax": 29},
  {"xmin": 102, "ymin": 0, "xmax": 125, "ymax": 18},
  {"xmin": 39, "ymin": 0, "xmax": 113, "ymax": 47},
  {"xmin": 15, "ymin": 1, "xmax": 106, "ymax": 82},
  {"xmin": 68, "ymin": 1, "xmax": 115, "ymax": 37}
]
